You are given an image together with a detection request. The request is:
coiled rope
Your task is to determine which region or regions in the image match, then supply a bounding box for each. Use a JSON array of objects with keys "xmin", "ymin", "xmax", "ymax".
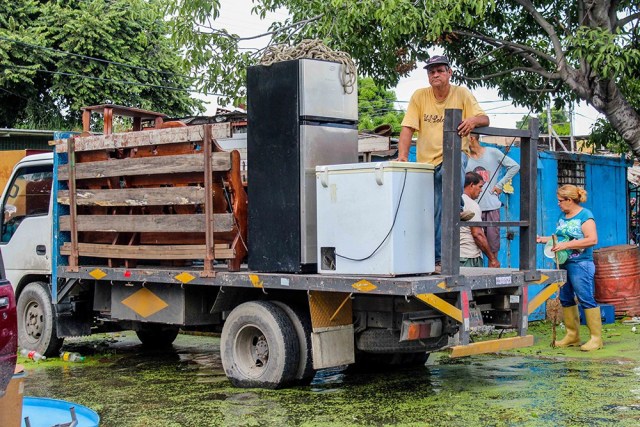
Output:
[{"xmin": 259, "ymin": 39, "xmax": 357, "ymax": 94}]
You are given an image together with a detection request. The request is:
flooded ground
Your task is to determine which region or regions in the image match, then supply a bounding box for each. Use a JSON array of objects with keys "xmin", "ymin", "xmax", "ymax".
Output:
[{"xmin": 20, "ymin": 322, "xmax": 640, "ymax": 427}]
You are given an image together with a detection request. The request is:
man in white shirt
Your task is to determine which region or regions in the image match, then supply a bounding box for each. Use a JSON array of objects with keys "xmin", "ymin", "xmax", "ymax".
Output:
[{"xmin": 460, "ymin": 172, "xmax": 500, "ymax": 267}]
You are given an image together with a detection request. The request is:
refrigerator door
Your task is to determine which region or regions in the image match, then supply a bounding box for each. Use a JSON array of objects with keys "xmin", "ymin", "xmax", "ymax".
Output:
[
  {"xmin": 300, "ymin": 124, "xmax": 358, "ymax": 264},
  {"xmin": 299, "ymin": 59, "xmax": 358, "ymax": 122}
]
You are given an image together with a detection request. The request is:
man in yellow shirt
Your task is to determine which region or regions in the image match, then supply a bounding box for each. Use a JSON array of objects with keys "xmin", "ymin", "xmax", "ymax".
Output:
[{"xmin": 397, "ymin": 55, "xmax": 489, "ymax": 269}]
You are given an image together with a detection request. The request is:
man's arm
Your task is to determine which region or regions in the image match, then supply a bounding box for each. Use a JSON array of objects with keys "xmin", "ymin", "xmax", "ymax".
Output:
[
  {"xmin": 495, "ymin": 153, "xmax": 520, "ymax": 192},
  {"xmin": 470, "ymin": 226, "xmax": 500, "ymax": 267},
  {"xmin": 458, "ymin": 115, "xmax": 489, "ymax": 137},
  {"xmin": 396, "ymin": 126, "xmax": 415, "ymax": 162}
]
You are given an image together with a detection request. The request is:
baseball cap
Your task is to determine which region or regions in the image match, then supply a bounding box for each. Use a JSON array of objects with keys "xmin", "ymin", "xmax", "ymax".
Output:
[{"xmin": 424, "ymin": 55, "xmax": 450, "ymax": 70}]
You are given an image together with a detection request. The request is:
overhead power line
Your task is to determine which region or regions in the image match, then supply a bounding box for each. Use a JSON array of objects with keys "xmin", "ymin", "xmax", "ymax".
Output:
[
  {"xmin": 0, "ymin": 35, "xmax": 199, "ymax": 83},
  {"xmin": 2, "ymin": 64, "xmax": 224, "ymax": 95}
]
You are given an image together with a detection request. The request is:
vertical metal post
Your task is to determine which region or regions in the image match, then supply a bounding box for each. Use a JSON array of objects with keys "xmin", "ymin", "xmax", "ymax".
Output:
[
  {"xmin": 517, "ymin": 285, "xmax": 529, "ymax": 336},
  {"xmin": 441, "ymin": 109, "xmax": 462, "ymax": 277},
  {"xmin": 66, "ymin": 137, "xmax": 79, "ymax": 272},
  {"xmin": 458, "ymin": 290, "xmax": 471, "ymax": 345},
  {"xmin": 203, "ymin": 125, "xmax": 216, "ymax": 277},
  {"xmin": 519, "ymin": 118, "xmax": 539, "ymax": 280}
]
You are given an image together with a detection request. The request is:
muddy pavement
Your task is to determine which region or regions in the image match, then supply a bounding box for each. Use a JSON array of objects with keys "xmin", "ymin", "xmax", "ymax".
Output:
[{"xmin": 20, "ymin": 322, "xmax": 640, "ymax": 427}]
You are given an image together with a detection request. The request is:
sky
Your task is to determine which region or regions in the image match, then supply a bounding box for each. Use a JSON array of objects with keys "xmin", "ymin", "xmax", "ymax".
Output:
[{"xmin": 198, "ymin": 0, "xmax": 602, "ymax": 135}]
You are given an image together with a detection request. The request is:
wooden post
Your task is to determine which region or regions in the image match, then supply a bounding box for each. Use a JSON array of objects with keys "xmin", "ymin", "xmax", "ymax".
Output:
[
  {"xmin": 82, "ymin": 110, "xmax": 91, "ymax": 133},
  {"xmin": 103, "ymin": 107, "xmax": 113, "ymax": 135},
  {"xmin": 66, "ymin": 137, "xmax": 79, "ymax": 272},
  {"xmin": 202, "ymin": 125, "xmax": 216, "ymax": 277}
]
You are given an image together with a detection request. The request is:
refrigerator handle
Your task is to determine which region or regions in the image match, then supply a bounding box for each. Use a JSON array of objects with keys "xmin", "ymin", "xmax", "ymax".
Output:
[
  {"xmin": 375, "ymin": 163, "xmax": 384, "ymax": 186},
  {"xmin": 319, "ymin": 166, "xmax": 330, "ymax": 188}
]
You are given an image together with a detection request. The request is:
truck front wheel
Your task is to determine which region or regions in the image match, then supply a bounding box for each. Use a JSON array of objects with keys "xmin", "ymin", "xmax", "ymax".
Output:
[
  {"xmin": 221, "ymin": 301, "xmax": 299, "ymax": 389},
  {"xmin": 17, "ymin": 281, "xmax": 64, "ymax": 357}
]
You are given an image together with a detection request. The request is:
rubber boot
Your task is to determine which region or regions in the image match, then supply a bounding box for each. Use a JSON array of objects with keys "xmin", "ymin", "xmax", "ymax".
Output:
[
  {"xmin": 581, "ymin": 307, "xmax": 604, "ymax": 351},
  {"xmin": 555, "ymin": 305, "xmax": 581, "ymax": 347}
]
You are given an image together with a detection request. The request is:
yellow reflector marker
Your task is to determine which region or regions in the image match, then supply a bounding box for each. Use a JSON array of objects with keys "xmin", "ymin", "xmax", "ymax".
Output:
[
  {"xmin": 249, "ymin": 274, "xmax": 263, "ymax": 288},
  {"xmin": 121, "ymin": 288, "xmax": 168, "ymax": 318},
  {"xmin": 416, "ymin": 293, "xmax": 462, "ymax": 323},
  {"xmin": 351, "ymin": 280, "xmax": 377, "ymax": 292},
  {"xmin": 534, "ymin": 274, "xmax": 549, "ymax": 284},
  {"xmin": 528, "ymin": 282, "xmax": 562, "ymax": 315},
  {"xmin": 89, "ymin": 269, "xmax": 107, "ymax": 280},
  {"xmin": 450, "ymin": 335, "xmax": 534, "ymax": 358},
  {"xmin": 174, "ymin": 272, "xmax": 196, "ymax": 284},
  {"xmin": 436, "ymin": 281, "xmax": 449, "ymax": 291}
]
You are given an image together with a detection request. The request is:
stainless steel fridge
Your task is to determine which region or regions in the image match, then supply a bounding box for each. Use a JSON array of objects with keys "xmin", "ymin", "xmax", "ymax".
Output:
[{"xmin": 247, "ymin": 58, "xmax": 358, "ymax": 272}]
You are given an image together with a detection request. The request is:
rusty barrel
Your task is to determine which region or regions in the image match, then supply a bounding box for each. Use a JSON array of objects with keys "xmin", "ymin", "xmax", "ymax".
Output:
[{"xmin": 593, "ymin": 244, "xmax": 640, "ymax": 316}]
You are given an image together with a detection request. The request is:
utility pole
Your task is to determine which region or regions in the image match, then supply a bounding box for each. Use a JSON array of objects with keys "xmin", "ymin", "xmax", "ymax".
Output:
[{"xmin": 569, "ymin": 102, "xmax": 575, "ymax": 152}]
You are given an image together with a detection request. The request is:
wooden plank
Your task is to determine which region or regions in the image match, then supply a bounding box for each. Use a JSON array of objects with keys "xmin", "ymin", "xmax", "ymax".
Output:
[
  {"xmin": 58, "ymin": 152, "xmax": 231, "ymax": 180},
  {"xmin": 59, "ymin": 213, "xmax": 234, "ymax": 233},
  {"xmin": 449, "ymin": 335, "xmax": 534, "ymax": 358},
  {"xmin": 55, "ymin": 124, "xmax": 231, "ymax": 153},
  {"xmin": 358, "ymin": 134, "xmax": 389, "ymax": 153},
  {"xmin": 58, "ymin": 187, "xmax": 206, "ymax": 206},
  {"xmin": 60, "ymin": 242, "xmax": 234, "ymax": 260}
]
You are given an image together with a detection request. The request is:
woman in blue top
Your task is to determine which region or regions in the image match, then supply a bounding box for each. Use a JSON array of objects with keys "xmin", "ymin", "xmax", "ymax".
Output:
[{"xmin": 537, "ymin": 185, "xmax": 602, "ymax": 351}]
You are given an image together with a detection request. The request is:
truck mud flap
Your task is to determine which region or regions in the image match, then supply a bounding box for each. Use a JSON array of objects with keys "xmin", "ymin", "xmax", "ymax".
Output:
[{"xmin": 308, "ymin": 291, "xmax": 355, "ymax": 369}]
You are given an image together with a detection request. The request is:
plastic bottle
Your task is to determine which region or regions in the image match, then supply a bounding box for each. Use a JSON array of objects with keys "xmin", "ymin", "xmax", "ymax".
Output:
[
  {"xmin": 60, "ymin": 351, "xmax": 85, "ymax": 362},
  {"xmin": 20, "ymin": 348, "xmax": 47, "ymax": 361}
]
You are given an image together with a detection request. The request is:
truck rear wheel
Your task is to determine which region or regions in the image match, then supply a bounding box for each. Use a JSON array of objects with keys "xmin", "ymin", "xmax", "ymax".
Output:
[
  {"xmin": 135, "ymin": 324, "xmax": 180, "ymax": 348},
  {"xmin": 272, "ymin": 301, "xmax": 316, "ymax": 383},
  {"xmin": 17, "ymin": 281, "xmax": 64, "ymax": 357},
  {"xmin": 221, "ymin": 301, "xmax": 299, "ymax": 389}
]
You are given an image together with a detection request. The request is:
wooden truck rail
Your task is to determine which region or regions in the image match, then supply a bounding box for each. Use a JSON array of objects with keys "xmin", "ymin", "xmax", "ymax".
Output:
[{"xmin": 53, "ymin": 122, "xmax": 248, "ymax": 275}]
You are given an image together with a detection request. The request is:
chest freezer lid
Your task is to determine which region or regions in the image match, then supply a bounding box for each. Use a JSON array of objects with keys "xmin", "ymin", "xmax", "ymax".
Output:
[{"xmin": 315, "ymin": 161, "xmax": 434, "ymax": 174}]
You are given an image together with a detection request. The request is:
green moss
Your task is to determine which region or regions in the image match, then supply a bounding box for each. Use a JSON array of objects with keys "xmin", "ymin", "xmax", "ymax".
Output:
[{"xmin": 18, "ymin": 326, "xmax": 640, "ymax": 426}]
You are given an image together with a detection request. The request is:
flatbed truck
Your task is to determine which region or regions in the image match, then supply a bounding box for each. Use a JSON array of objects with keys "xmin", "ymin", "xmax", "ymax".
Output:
[{"xmin": 0, "ymin": 106, "xmax": 565, "ymax": 389}]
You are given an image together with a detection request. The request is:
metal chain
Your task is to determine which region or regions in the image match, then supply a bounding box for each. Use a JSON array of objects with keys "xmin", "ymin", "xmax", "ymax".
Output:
[{"xmin": 259, "ymin": 39, "xmax": 357, "ymax": 94}]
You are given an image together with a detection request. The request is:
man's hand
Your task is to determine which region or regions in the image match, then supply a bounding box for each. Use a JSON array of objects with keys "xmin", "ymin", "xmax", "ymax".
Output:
[
  {"xmin": 457, "ymin": 115, "xmax": 490, "ymax": 137},
  {"xmin": 493, "ymin": 186, "xmax": 502, "ymax": 195},
  {"xmin": 488, "ymin": 258, "xmax": 500, "ymax": 268},
  {"xmin": 395, "ymin": 155, "xmax": 408, "ymax": 162}
]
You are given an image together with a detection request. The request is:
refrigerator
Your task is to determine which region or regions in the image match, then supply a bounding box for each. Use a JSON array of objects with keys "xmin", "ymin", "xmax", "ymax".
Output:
[{"xmin": 247, "ymin": 59, "xmax": 358, "ymax": 273}]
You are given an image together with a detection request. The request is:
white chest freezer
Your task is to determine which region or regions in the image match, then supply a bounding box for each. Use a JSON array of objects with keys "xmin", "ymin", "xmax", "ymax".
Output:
[{"xmin": 316, "ymin": 161, "xmax": 435, "ymax": 276}]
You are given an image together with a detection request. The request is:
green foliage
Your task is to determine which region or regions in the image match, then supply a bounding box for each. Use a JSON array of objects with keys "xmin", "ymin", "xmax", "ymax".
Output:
[
  {"xmin": 167, "ymin": 0, "xmax": 640, "ymax": 157},
  {"xmin": 358, "ymin": 77, "xmax": 404, "ymax": 134},
  {"xmin": 516, "ymin": 109, "xmax": 571, "ymax": 136},
  {"xmin": 0, "ymin": 0, "xmax": 203, "ymax": 129}
]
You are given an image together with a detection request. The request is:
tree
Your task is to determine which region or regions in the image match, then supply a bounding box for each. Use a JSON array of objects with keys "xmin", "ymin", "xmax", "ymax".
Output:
[
  {"xmin": 0, "ymin": 0, "xmax": 202, "ymax": 129},
  {"xmin": 516, "ymin": 109, "xmax": 571, "ymax": 136},
  {"xmin": 358, "ymin": 77, "xmax": 404, "ymax": 134},
  {"xmin": 168, "ymin": 0, "xmax": 640, "ymax": 159}
]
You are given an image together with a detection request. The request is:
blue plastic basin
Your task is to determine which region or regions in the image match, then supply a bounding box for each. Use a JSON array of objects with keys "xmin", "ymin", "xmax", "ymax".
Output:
[{"xmin": 22, "ymin": 396, "xmax": 99, "ymax": 427}]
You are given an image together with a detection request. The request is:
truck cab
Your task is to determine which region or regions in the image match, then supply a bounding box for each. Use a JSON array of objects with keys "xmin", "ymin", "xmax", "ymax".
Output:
[{"xmin": 0, "ymin": 153, "xmax": 60, "ymax": 356}]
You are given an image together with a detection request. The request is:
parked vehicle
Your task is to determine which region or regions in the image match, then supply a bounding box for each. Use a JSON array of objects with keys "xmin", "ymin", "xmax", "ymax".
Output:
[
  {"xmin": 0, "ymin": 250, "xmax": 17, "ymax": 398},
  {"xmin": 0, "ymin": 63, "xmax": 565, "ymax": 389}
]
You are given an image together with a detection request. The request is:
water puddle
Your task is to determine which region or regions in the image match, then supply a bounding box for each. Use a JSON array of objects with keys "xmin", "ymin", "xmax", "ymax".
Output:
[{"xmin": 21, "ymin": 333, "xmax": 640, "ymax": 426}]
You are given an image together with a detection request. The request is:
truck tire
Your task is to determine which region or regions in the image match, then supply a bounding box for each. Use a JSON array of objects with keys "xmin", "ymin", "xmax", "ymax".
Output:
[
  {"xmin": 221, "ymin": 301, "xmax": 299, "ymax": 389},
  {"xmin": 272, "ymin": 301, "xmax": 316, "ymax": 384},
  {"xmin": 135, "ymin": 324, "xmax": 180, "ymax": 348},
  {"xmin": 17, "ymin": 281, "xmax": 64, "ymax": 357}
]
